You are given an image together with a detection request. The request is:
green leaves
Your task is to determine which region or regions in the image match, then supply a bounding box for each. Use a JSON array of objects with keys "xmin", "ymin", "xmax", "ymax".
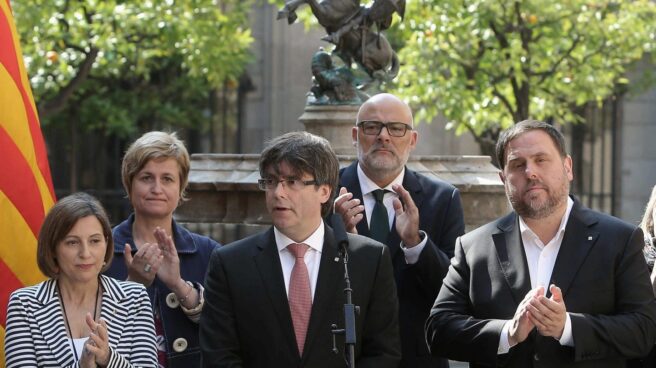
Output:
[
  {"xmin": 391, "ymin": 0, "xmax": 656, "ymax": 138},
  {"xmin": 14, "ymin": 0, "xmax": 254, "ymax": 135}
]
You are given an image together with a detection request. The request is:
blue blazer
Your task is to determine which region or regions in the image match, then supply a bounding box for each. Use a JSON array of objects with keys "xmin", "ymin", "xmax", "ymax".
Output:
[
  {"xmin": 105, "ymin": 214, "xmax": 220, "ymax": 367},
  {"xmin": 4, "ymin": 275, "xmax": 157, "ymax": 367},
  {"xmin": 338, "ymin": 161, "xmax": 465, "ymax": 368}
]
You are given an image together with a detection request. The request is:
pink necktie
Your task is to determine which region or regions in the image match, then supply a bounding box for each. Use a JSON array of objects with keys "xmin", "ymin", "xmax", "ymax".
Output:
[{"xmin": 287, "ymin": 243, "xmax": 312, "ymax": 355}]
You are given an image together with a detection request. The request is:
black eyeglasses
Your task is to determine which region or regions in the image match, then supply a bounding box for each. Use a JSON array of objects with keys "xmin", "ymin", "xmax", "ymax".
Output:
[
  {"xmin": 357, "ymin": 120, "xmax": 412, "ymax": 137},
  {"xmin": 258, "ymin": 177, "xmax": 317, "ymax": 191}
]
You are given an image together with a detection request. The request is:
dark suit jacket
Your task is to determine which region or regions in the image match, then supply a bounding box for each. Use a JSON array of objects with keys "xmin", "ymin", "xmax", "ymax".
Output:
[
  {"xmin": 199, "ymin": 223, "xmax": 401, "ymax": 368},
  {"xmin": 338, "ymin": 161, "xmax": 465, "ymax": 368},
  {"xmin": 426, "ymin": 199, "xmax": 656, "ymax": 368}
]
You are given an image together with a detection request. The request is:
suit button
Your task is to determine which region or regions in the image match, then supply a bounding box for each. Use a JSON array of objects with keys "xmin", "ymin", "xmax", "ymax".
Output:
[
  {"xmin": 173, "ymin": 337, "xmax": 188, "ymax": 352},
  {"xmin": 533, "ymin": 353, "xmax": 539, "ymax": 361},
  {"xmin": 166, "ymin": 292, "xmax": 180, "ymax": 308}
]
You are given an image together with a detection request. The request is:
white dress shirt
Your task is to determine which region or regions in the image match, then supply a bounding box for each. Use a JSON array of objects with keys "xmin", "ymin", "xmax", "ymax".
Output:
[
  {"xmin": 498, "ymin": 197, "xmax": 575, "ymax": 353},
  {"xmin": 275, "ymin": 222, "xmax": 324, "ymax": 301},
  {"xmin": 356, "ymin": 164, "xmax": 428, "ymax": 264}
]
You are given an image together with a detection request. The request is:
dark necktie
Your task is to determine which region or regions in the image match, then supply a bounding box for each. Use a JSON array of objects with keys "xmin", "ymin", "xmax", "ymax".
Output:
[
  {"xmin": 287, "ymin": 243, "xmax": 312, "ymax": 355},
  {"xmin": 370, "ymin": 189, "xmax": 390, "ymax": 242}
]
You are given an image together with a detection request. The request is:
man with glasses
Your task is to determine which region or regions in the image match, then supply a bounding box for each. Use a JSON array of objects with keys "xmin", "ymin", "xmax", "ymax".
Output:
[
  {"xmin": 200, "ymin": 131, "xmax": 401, "ymax": 367},
  {"xmin": 334, "ymin": 93, "xmax": 465, "ymax": 368}
]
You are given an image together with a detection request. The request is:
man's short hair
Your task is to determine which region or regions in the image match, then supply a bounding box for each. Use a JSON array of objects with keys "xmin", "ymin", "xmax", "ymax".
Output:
[
  {"xmin": 121, "ymin": 131, "xmax": 190, "ymax": 201},
  {"xmin": 259, "ymin": 131, "xmax": 339, "ymax": 217},
  {"xmin": 495, "ymin": 119, "xmax": 568, "ymax": 170},
  {"xmin": 37, "ymin": 192, "xmax": 114, "ymax": 278}
]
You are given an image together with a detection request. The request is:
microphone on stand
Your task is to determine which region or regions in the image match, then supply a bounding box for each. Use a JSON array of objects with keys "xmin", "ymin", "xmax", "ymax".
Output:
[
  {"xmin": 329, "ymin": 213, "xmax": 357, "ymax": 368},
  {"xmin": 331, "ymin": 213, "xmax": 349, "ymax": 251}
]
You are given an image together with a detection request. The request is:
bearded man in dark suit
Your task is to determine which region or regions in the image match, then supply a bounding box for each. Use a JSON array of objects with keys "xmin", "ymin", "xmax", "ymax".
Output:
[
  {"xmin": 334, "ymin": 93, "xmax": 465, "ymax": 368},
  {"xmin": 200, "ymin": 131, "xmax": 400, "ymax": 368},
  {"xmin": 426, "ymin": 120, "xmax": 656, "ymax": 367}
]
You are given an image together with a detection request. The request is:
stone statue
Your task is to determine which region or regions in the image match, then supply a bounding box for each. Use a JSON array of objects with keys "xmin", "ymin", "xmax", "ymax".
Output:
[{"xmin": 278, "ymin": 0, "xmax": 405, "ymax": 104}]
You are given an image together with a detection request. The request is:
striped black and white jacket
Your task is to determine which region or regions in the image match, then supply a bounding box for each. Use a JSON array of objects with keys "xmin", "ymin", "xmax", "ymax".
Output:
[{"xmin": 4, "ymin": 275, "xmax": 158, "ymax": 367}]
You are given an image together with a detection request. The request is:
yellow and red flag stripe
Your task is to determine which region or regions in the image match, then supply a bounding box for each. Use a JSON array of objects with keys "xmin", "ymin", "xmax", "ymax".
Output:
[{"xmin": 0, "ymin": 0, "xmax": 56, "ymax": 360}]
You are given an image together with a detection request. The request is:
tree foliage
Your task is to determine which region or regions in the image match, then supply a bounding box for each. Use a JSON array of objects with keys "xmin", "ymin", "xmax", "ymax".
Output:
[
  {"xmin": 392, "ymin": 0, "xmax": 656, "ymax": 153},
  {"xmin": 13, "ymin": 0, "xmax": 254, "ymax": 136}
]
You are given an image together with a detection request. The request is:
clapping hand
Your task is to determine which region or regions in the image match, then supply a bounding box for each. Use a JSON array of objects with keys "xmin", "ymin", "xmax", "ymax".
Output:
[
  {"xmin": 508, "ymin": 287, "xmax": 541, "ymax": 346},
  {"xmin": 124, "ymin": 242, "xmax": 162, "ymax": 286},
  {"xmin": 392, "ymin": 184, "xmax": 422, "ymax": 247},
  {"xmin": 334, "ymin": 187, "xmax": 364, "ymax": 234},
  {"xmin": 80, "ymin": 313, "xmax": 110, "ymax": 368},
  {"xmin": 528, "ymin": 284, "xmax": 567, "ymax": 339},
  {"xmin": 153, "ymin": 227, "xmax": 182, "ymax": 288}
]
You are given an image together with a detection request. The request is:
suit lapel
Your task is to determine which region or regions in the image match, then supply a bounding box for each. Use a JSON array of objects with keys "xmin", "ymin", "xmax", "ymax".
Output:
[
  {"xmin": 98, "ymin": 276, "xmax": 129, "ymax": 348},
  {"xmin": 303, "ymin": 224, "xmax": 343, "ymax": 361},
  {"xmin": 34, "ymin": 279, "xmax": 80, "ymax": 366},
  {"xmin": 550, "ymin": 201, "xmax": 599, "ymax": 297},
  {"xmin": 494, "ymin": 213, "xmax": 532, "ymax": 305},
  {"xmin": 401, "ymin": 169, "xmax": 424, "ymax": 210},
  {"xmin": 252, "ymin": 229, "xmax": 298, "ymax": 354}
]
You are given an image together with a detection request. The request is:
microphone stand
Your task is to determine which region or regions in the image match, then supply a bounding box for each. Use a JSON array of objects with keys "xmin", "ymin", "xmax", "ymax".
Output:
[{"xmin": 330, "ymin": 214, "xmax": 358, "ymax": 368}]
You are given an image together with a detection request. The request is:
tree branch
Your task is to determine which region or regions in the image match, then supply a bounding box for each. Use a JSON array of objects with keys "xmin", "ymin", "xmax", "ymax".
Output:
[
  {"xmin": 489, "ymin": 19, "xmax": 521, "ymax": 115},
  {"xmin": 491, "ymin": 85, "xmax": 517, "ymax": 120},
  {"xmin": 38, "ymin": 47, "xmax": 99, "ymax": 118},
  {"xmin": 462, "ymin": 121, "xmax": 500, "ymax": 159},
  {"xmin": 514, "ymin": 1, "xmax": 530, "ymax": 120},
  {"xmin": 532, "ymin": 35, "xmax": 581, "ymax": 83},
  {"xmin": 63, "ymin": 41, "xmax": 88, "ymax": 53}
]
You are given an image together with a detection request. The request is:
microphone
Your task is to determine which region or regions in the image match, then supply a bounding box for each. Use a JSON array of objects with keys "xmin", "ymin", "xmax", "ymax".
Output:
[
  {"xmin": 329, "ymin": 214, "xmax": 357, "ymax": 366},
  {"xmin": 330, "ymin": 213, "xmax": 349, "ymax": 250}
]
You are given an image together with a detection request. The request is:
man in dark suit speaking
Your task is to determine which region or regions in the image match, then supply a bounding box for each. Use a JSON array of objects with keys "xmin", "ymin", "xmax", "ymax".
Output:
[
  {"xmin": 200, "ymin": 131, "xmax": 401, "ymax": 367},
  {"xmin": 334, "ymin": 93, "xmax": 465, "ymax": 368},
  {"xmin": 426, "ymin": 120, "xmax": 656, "ymax": 367}
]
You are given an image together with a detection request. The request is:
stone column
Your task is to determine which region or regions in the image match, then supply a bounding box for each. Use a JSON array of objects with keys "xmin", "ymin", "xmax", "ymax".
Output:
[{"xmin": 299, "ymin": 104, "xmax": 359, "ymax": 155}]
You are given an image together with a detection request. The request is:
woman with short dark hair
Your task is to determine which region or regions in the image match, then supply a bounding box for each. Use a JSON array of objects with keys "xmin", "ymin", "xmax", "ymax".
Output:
[{"xmin": 4, "ymin": 192, "xmax": 157, "ymax": 367}]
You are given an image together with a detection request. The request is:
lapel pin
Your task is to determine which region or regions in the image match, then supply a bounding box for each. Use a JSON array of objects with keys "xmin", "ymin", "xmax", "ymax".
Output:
[
  {"xmin": 587, "ymin": 236, "xmax": 593, "ymax": 241},
  {"xmin": 334, "ymin": 257, "xmax": 339, "ymax": 262}
]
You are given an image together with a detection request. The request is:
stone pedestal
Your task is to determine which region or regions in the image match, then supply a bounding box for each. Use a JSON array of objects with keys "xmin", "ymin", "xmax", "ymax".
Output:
[
  {"xmin": 175, "ymin": 154, "xmax": 510, "ymax": 244},
  {"xmin": 299, "ymin": 104, "xmax": 360, "ymax": 155}
]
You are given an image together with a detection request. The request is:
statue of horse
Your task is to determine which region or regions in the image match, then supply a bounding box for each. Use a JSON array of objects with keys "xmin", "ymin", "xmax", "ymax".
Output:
[{"xmin": 278, "ymin": 0, "xmax": 403, "ymax": 80}]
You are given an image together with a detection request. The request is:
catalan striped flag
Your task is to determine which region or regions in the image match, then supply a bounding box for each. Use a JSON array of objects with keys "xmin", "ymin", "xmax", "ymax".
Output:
[{"xmin": 0, "ymin": 0, "xmax": 56, "ymax": 361}]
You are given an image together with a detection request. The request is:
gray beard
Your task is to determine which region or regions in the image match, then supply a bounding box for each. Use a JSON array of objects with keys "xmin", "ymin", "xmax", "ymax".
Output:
[{"xmin": 358, "ymin": 152, "xmax": 404, "ymax": 181}]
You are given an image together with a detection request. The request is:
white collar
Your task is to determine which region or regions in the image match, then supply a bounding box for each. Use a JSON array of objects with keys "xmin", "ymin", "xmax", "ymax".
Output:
[
  {"xmin": 356, "ymin": 163, "xmax": 405, "ymax": 196},
  {"xmin": 274, "ymin": 221, "xmax": 325, "ymax": 253},
  {"xmin": 519, "ymin": 196, "xmax": 574, "ymax": 241}
]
